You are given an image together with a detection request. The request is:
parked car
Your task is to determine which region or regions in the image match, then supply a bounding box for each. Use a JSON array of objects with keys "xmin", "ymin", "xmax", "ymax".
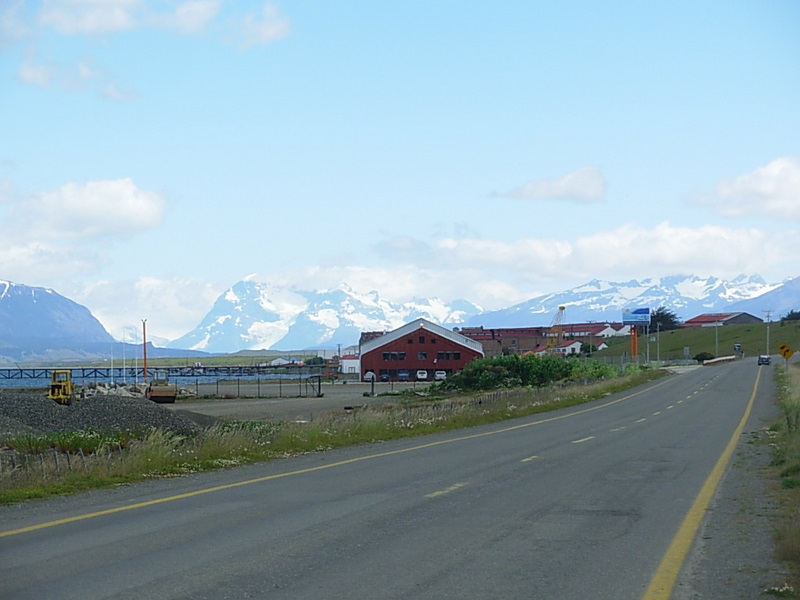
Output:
[
  {"xmin": 398, "ymin": 370, "xmax": 410, "ymax": 381},
  {"xmin": 416, "ymin": 370, "xmax": 428, "ymax": 381},
  {"xmin": 379, "ymin": 373, "xmax": 390, "ymax": 382},
  {"xmin": 434, "ymin": 370, "xmax": 447, "ymax": 381},
  {"xmin": 758, "ymin": 355, "xmax": 771, "ymax": 366}
]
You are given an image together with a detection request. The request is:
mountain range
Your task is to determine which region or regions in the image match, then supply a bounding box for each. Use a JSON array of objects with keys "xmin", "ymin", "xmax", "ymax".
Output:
[
  {"xmin": 0, "ymin": 274, "xmax": 797, "ymax": 361},
  {"xmin": 168, "ymin": 274, "xmax": 792, "ymax": 353}
]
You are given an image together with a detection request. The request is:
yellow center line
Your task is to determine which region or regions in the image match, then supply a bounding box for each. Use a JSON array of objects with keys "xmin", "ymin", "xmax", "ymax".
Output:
[
  {"xmin": 641, "ymin": 369, "xmax": 761, "ymax": 600},
  {"xmin": 1, "ymin": 376, "xmax": 675, "ymax": 539}
]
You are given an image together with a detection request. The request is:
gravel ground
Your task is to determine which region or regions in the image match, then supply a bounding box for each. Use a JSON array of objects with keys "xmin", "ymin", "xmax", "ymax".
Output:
[
  {"xmin": 673, "ymin": 398, "xmax": 794, "ymax": 598},
  {"xmin": 0, "ymin": 388, "xmax": 202, "ymax": 438}
]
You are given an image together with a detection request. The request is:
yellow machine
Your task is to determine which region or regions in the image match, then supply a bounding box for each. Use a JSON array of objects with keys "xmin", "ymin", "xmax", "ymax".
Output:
[
  {"xmin": 145, "ymin": 369, "xmax": 178, "ymax": 403},
  {"xmin": 48, "ymin": 370, "xmax": 77, "ymax": 405},
  {"xmin": 547, "ymin": 306, "xmax": 566, "ymax": 350}
]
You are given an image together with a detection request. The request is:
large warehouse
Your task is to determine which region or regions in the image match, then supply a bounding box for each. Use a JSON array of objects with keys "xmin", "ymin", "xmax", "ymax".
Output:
[{"xmin": 359, "ymin": 319, "xmax": 484, "ymax": 382}]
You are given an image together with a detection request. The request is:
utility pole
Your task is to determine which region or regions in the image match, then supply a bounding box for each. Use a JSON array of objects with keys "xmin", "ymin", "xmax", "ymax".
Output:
[
  {"xmin": 142, "ymin": 319, "xmax": 148, "ymax": 385},
  {"xmin": 764, "ymin": 310, "xmax": 773, "ymax": 355}
]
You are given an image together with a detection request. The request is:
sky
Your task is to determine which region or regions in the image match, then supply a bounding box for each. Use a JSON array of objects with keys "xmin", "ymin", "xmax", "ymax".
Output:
[{"xmin": 1, "ymin": 1, "xmax": 799, "ymax": 342}]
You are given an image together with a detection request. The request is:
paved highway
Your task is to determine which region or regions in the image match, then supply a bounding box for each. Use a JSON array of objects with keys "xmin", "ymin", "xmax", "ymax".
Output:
[{"xmin": 0, "ymin": 361, "xmax": 782, "ymax": 599}]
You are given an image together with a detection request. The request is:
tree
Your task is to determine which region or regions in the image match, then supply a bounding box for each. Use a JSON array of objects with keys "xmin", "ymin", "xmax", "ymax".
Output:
[
  {"xmin": 782, "ymin": 309, "xmax": 800, "ymax": 322},
  {"xmin": 650, "ymin": 306, "xmax": 681, "ymax": 331}
]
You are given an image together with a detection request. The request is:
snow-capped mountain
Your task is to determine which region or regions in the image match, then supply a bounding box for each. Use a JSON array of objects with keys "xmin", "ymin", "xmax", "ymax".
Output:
[
  {"xmin": 465, "ymin": 274, "xmax": 778, "ymax": 328},
  {"xmin": 0, "ymin": 280, "xmax": 114, "ymax": 362},
  {"xmin": 167, "ymin": 280, "xmax": 483, "ymax": 353},
  {"xmin": 169, "ymin": 274, "xmax": 788, "ymax": 353}
]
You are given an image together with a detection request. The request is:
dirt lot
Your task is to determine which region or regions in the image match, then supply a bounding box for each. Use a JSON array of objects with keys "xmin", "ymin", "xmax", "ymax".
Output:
[{"xmin": 167, "ymin": 380, "xmax": 428, "ymax": 422}]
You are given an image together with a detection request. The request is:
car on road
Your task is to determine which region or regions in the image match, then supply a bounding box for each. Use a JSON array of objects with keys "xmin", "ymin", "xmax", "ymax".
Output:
[{"xmin": 758, "ymin": 355, "xmax": 771, "ymax": 366}]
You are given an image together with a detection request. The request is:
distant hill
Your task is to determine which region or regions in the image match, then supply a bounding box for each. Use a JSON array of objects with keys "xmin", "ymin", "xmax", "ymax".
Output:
[{"xmin": 0, "ymin": 280, "xmax": 207, "ymax": 364}]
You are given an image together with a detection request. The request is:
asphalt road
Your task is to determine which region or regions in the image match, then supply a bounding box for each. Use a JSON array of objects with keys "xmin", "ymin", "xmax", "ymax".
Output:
[{"xmin": 0, "ymin": 361, "xmax": 788, "ymax": 599}]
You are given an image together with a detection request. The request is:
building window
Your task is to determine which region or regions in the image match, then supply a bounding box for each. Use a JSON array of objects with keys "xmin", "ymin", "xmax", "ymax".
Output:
[
  {"xmin": 437, "ymin": 351, "xmax": 445, "ymax": 360},
  {"xmin": 408, "ymin": 339, "xmax": 413, "ymax": 344},
  {"xmin": 382, "ymin": 352, "xmax": 390, "ymax": 361},
  {"xmin": 431, "ymin": 338, "xmax": 437, "ymax": 344},
  {"xmin": 399, "ymin": 352, "xmax": 406, "ymax": 360},
  {"xmin": 419, "ymin": 336, "xmax": 425, "ymax": 343},
  {"xmin": 453, "ymin": 352, "xmax": 461, "ymax": 360},
  {"xmin": 418, "ymin": 352, "xmax": 427, "ymax": 360}
]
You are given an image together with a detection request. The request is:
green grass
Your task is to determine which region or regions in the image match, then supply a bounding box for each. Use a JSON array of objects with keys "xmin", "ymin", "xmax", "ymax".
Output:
[
  {"xmin": 0, "ymin": 369, "xmax": 665, "ymax": 505},
  {"xmin": 598, "ymin": 321, "xmax": 800, "ymax": 362},
  {"xmin": 770, "ymin": 364, "xmax": 800, "ymax": 590}
]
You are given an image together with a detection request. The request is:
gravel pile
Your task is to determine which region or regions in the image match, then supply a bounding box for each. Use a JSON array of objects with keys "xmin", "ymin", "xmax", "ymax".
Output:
[{"xmin": 0, "ymin": 389, "xmax": 201, "ymax": 438}]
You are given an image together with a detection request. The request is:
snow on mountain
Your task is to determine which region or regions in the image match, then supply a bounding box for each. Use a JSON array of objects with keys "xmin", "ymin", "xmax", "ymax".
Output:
[
  {"xmin": 468, "ymin": 274, "xmax": 777, "ymax": 328},
  {"xmin": 166, "ymin": 274, "xmax": 795, "ymax": 353},
  {"xmin": 0, "ymin": 279, "xmax": 115, "ymax": 362},
  {"xmin": 168, "ymin": 281, "xmax": 483, "ymax": 353}
]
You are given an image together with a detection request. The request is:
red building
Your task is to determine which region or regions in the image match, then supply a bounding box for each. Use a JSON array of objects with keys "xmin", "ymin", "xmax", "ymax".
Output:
[{"xmin": 359, "ymin": 319, "xmax": 484, "ymax": 381}]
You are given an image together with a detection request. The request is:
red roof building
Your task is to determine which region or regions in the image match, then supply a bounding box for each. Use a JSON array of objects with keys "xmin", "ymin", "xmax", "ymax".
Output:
[
  {"xmin": 682, "ymin": 312, "xmax": 763, "ymax": 327},
  {"xmin": 359, "ymin": 319, "xmax": 484, "ymax": 382}
]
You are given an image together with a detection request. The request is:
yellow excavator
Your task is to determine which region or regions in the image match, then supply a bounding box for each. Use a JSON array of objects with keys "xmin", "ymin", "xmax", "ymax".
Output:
[{"xmin": 48, "ymin": 370, "xmax": 78, "ymax": 405}]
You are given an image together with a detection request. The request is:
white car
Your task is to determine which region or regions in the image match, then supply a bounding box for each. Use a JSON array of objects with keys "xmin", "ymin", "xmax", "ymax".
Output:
[
  {"xmin": 416, "ymin": 370, "xmax": 428, "ymax": 381},
  {"xmin": 434, "ymin": 370, "xmax": 447, "ymax": 380}
]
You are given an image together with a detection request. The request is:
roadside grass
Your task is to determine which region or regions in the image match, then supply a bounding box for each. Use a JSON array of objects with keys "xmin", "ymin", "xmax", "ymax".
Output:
[
  {"xmin": 769, "ymin": 363, "xmax": 800, "ymax": 594},
  {"xmin": 0, "ymin": 368, "xmax": 665, "ymax": 505}
]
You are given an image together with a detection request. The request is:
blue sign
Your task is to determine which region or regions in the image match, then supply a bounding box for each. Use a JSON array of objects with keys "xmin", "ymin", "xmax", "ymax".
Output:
[{"xmin": 623, "ymin": 307, "xmax": 651, "ymax": 325}]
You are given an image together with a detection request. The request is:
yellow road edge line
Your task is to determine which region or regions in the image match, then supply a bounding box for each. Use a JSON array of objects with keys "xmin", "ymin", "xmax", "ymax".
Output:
[
  {"xmin": 1, "ymin": 376, "xmax": 675, "ymax": 539},
  {"xmin": 640, "ymin": 369, "xmax": 761, "ymax": 600}
]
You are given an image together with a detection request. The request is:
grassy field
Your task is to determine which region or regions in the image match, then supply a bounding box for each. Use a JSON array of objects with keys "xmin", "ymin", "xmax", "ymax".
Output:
[
  {"xmin": 771, "ymin": 362, "xmax": 800, "ymax": 594},
  {"xmin": 590, "ymin": 320, "xmax": 800, "ymax": 362}
]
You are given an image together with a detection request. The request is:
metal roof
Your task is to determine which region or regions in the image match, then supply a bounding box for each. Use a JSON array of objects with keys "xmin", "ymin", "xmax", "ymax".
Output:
[{"xmin": 360, "ymin": 318, "xmax": 484, "ymax": 356}]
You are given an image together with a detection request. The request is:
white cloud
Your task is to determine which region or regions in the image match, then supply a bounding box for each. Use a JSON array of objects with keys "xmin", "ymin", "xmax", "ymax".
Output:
[
  {"xmin": 499, "ymin": 166, "xmax": 606, "ymax": 203},
  {"xmin": 432, "ymin": 221, "xmax": 794, "ymax": 286},
  {"xmin": 18, "ymin": 58, "xmax": 53, "ymax": 87},
  {"xmin": 0, "ymin": 1, "xmax": 30, "ymax": 46},
  {"xmin": 239, "ymin": 2, "xmax": 289, "ymax": 48},
  {"xmin": 17, "ymin": 52, "xmax": 133, "ymax": 97},
  {"xmin": 153, "ymin": 0, "xmax": 221, "ymax": 33},
  {"xmin": 5, "ymin": 179, "xmax": 166, "ymax": 241},
  {"xmin": 39, "ymin": 0, "xmax": 142, "ymax": 34},
  {"xmin": 701, "ymin": 157, "xmax": 800, "ymax": 222},
  {"xmin": 72, "ymin": 276, "xmax": 224, "ymax": 340}
]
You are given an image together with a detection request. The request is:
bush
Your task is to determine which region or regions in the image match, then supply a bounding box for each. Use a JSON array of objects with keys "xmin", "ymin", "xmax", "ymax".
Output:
[
  {"xmin": 439, "ymin": 354, "xmax": 621, "ymax": 392},
  {"xmin": 693, "ymin": 351, "xmax": 715, "ymax": 363}
]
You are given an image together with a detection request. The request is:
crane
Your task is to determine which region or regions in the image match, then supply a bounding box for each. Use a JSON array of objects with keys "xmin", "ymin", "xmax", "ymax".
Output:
[{"xmin": 547, "ymin": 306, "xmax": 566, "ymax": 350}]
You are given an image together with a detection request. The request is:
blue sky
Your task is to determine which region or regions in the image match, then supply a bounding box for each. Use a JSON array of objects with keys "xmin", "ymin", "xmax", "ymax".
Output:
[{"xmin": 1, "ymin": 1, "xmax": 799, "ymax": 341}]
